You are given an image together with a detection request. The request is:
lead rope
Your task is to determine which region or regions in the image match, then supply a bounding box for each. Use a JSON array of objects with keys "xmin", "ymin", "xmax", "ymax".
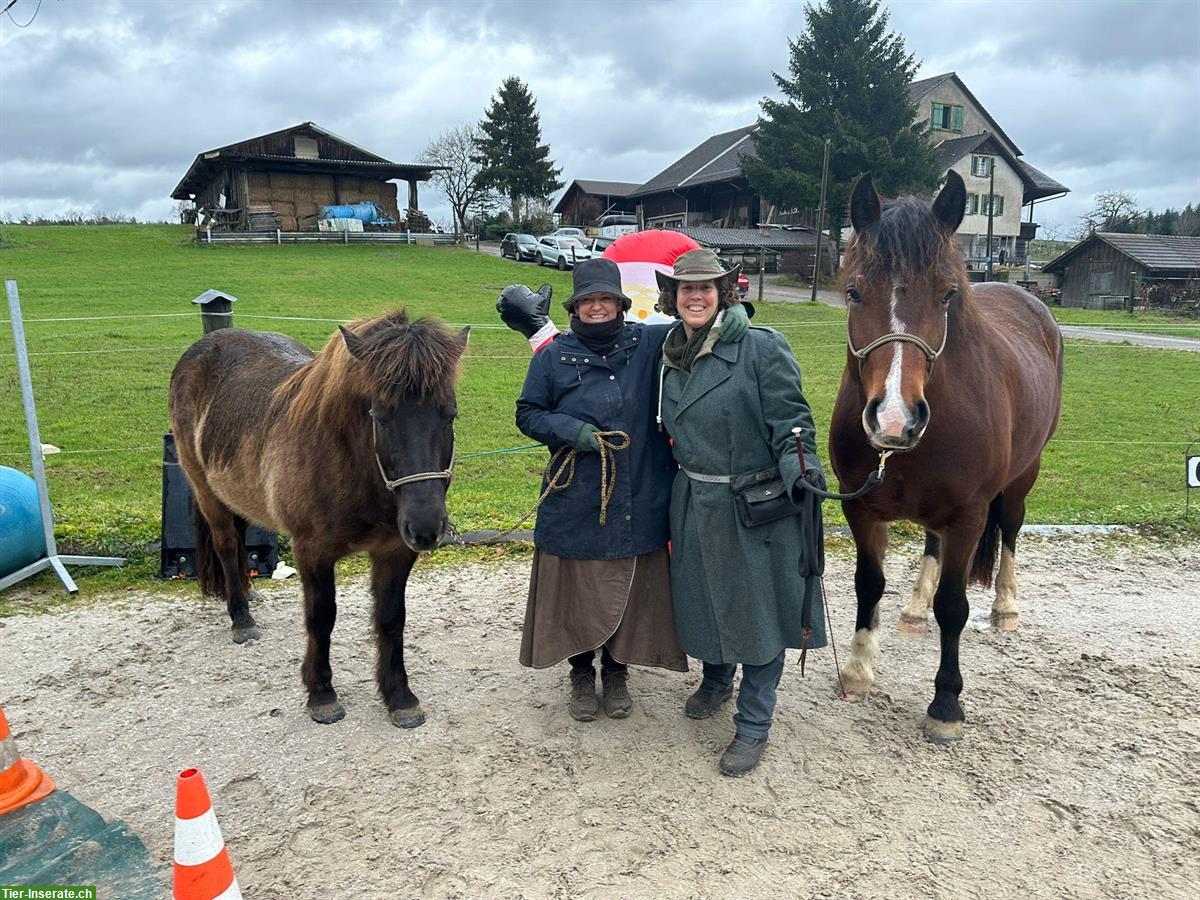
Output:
[
  {"xmin": 821, "ymin": 575, "xmax": 848, "ymax": 701},
  {"xmin": 466, "ymin": 430, "xmax": 630, "ymax": 546}
]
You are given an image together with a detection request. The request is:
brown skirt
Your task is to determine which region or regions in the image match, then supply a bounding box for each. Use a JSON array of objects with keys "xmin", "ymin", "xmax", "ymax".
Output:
[{"xmin": 519, "ymin": 547, "xmax": 687, "ymax": 671}]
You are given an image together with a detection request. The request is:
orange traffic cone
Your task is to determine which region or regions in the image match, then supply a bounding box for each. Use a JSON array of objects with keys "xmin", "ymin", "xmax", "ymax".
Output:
[
  {"xmin": 173, "ymin": 768, "xmax": 243, "ymax": 900},
  {"xmin": 0, "ymin": 706, "xmax": 55, "ymax": 816}
]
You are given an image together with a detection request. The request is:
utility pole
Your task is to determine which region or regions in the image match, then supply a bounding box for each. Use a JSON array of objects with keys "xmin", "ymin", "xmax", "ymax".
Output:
[
  {"xmin": 985, "ymin": 157, "xmax": 996, "ymax": 280},
  {"xmin": 811, "ymin": 138, "xmax": 831, "ymax": 303}
]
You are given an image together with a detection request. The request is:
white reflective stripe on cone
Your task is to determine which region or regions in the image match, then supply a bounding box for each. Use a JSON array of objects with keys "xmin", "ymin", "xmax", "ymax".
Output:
[
  {"xmin": 174, "ymin": 808, "xmax": 226, "ymax": 866},
  {"xmin": 213, "ymin": 877, "xmax": 243, "ymax": 900},
  {"xmin": 0, "ymin": 737, "xmax": 18, "ymax": 771}
]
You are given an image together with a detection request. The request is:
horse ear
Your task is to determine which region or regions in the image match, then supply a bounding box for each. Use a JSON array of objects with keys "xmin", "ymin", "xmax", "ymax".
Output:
[
  {"xmin": 932, "ymin": 170, "xmax": 967, "ymax": 234},
  {"xmin": 453, "ymin": 326, "xmax": 470, "ymax": 355},
  {"xmin": 849, "ymin": 173, "xmax": 881, "ymax": 232},
  {"xmin": 339, "ymin": 325, "xmax": 367, "ymax": 360}
]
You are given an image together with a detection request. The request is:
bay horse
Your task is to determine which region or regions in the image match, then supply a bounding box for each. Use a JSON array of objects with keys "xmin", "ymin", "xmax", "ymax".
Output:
[
  {"xmin": 168, "ymin": 311, "xmax": 468, "ymax": 728},
  {"xmin": 829, "ymin": 171, "xmax": 1063, "ymax": 742}
]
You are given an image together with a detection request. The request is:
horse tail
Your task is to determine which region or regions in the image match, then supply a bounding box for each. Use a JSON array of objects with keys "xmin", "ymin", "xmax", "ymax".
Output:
[
  {"xmin": 193, "ymin": 504, "xmax": 225, "ymax": 597},
  {"xmin": 969, "ymin": 494, "xmax": 1003, "ymax": 588}
]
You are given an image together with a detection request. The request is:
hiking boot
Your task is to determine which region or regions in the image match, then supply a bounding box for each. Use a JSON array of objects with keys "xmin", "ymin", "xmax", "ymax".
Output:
[
  {"xmin": 684, "ymin": 684, "xmax": 734, "ymax": 720},
  {"xmin": 719, "ymin": 734, "xmax": 768, "ymax": 777},
  {"xmin": 569, "ymin": 667, "xmax": 598, "ymax": 722},
  {"xmin": 601, "ymin": 668, "xmax": 632, "ymax": 719}
]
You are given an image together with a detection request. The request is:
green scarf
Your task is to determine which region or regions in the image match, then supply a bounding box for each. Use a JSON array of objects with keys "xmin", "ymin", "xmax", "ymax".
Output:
[{"xmin": 663, "ymin": 317, "xmax": 716, "ymax": 374}]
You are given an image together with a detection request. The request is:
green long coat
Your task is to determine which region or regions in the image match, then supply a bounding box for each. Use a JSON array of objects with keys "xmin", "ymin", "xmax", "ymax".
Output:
[{"xmin": 660, "ymin": 326, "xmax": 827, "ymax": 665}]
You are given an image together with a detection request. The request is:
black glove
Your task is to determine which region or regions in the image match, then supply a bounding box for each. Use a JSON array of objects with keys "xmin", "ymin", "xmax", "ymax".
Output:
[
  {"xmin": 497, "ymin": 283, "xmax": 553, "ymax": 338},
  {"xmin": 792, "ymin": 468, "xmax": 827, "ymax": 500}
]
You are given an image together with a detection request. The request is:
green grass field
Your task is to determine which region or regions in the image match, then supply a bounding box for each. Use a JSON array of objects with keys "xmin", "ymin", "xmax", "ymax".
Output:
[{"xmin": 1, "ymin": 225, "xmax": 1197, "ymax": 592}]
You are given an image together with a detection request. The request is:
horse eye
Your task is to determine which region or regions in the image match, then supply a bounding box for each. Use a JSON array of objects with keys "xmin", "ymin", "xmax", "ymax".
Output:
[
  {"xmin": 942, "ymin": 288, "xmax": 958, "ymax": 305},
  {"xmin": 846, "ymin": 288, "xmax": 862, "ymax": 303}
]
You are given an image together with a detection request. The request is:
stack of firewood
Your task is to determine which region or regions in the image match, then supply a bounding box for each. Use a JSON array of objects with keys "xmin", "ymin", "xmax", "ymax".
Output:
[
  {"xmin": 247, "ymin": 205, "xmax": 283, "ymax": 230},
  {"xmin": 405, "ymin": 208, "xmax": 431, "ymax": 232}
]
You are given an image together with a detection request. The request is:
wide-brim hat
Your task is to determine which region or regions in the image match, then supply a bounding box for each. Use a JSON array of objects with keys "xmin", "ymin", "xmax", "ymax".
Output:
[
  {"xmin": 564, "ymin": 257, "xmax": 632, "ymax": 311},
  {"xmin": 654, "ymin": 248, "xmax": 742, "ymax": 292}
]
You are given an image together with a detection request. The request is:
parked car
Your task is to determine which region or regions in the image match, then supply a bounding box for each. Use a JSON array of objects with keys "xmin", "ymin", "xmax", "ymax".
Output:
[
  {"xmin": 535, "ymin": 236, "xmax": 592, "ymax": 269},
  {"xmin": 587, "ymin": 236, "xmax": 616, "ymax": 255},
  {"xmin": 595, "ymin": 214, "xmax": 637, "ymax": 239},
  {"xmin": 500, "ymin": 232, "xmax": 539, "ymax": 261},
  {"xmin": 552, "ymin": 227, "xmax": 587, "ymax": 241}
]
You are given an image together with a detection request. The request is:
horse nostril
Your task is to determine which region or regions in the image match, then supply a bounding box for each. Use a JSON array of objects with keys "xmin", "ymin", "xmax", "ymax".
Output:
[
  {"xmin": 913, "ymin": 399, "xmax": 930, "ymax": 431},
  {"xmin": 864, "ymin": 398, "xmax": 882, "ymax": 432}
]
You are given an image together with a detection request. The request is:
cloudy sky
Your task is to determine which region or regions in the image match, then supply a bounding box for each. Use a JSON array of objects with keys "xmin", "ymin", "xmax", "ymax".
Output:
[{"xmin": 1, "ymin": 0, "xmax": 1197, "ymax": 235}]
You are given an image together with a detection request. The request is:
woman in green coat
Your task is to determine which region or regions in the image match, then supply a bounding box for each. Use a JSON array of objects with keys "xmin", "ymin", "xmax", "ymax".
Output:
[{"xmin": 655, "ymin": 249, "xmax": 827, "ymax": 777}]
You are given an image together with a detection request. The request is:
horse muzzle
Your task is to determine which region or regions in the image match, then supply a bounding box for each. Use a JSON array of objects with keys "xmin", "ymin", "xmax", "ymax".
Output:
[
  {"xmin": 863, "ymin": 397, "xmax": 929, "ymax": 451},
  {"xmin": 401, "ymin": 516, "xmax": 447, "ymax": 552}
]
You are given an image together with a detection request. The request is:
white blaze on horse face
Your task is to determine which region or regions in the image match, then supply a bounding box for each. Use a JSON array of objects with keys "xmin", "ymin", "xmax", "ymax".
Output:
[{"xmin": 873, "ymin": 281, "xmax": 910, "ymax": 440}]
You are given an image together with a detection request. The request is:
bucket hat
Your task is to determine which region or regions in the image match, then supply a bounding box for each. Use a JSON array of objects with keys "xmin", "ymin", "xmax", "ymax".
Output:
[
  {"xmin": 564, "ymin": 258, "xmax": 632, "ymax": 311},
  {"xmin": 654, "ymin": 248, "xmax": 742, "ymax": 293}
]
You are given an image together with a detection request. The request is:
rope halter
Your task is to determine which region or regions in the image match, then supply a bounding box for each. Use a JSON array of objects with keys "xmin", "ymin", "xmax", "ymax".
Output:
[
  {"xmin": 372, "ymin": 416, "xmax": 455, "ymax": 492},
  {"xmin": 847, "ymin": 309, "xmax": 949, "ymax": 374}
]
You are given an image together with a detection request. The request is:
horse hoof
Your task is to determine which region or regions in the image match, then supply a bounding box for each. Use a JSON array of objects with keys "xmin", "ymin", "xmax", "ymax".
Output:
[
  {"xmin": 991, "ymin": 611, "xmax": 1019, "ymax": 631},
  {"xmin": 840, "ymin": 678, "xmax": 873, "ymax": 702},
  {"xmin": 389, "ymin": 705, "xmax": 426, "ymax": 729},
  {"xmin": 231, "ymin": 623, "xmax": 261, "ymax": 644},
  {"xmin": 923, "ymin": 716, "xmax": 964, "ymax": 744},
  {"xmin": 897, "ymin": 615, "xmax": 928, "ymax": 635},
  {"xmin": 308, "ymin": 700, "xmax": 346, "ymax": 725}
]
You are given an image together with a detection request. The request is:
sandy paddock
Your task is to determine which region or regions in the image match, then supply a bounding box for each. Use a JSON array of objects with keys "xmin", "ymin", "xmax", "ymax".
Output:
[{"xmin": 1, "ymin": 535, "xmax": 1198, "ymax": 899}]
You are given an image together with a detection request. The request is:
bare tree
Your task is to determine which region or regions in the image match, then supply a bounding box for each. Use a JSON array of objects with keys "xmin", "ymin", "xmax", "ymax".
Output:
[
  {"xmin": 420, "ymin": 123, "xmax": 499, "ymax": 240},
  {"xmin": 1076, "ymin": 191, "xmax": 1142, "ymax": 238}
]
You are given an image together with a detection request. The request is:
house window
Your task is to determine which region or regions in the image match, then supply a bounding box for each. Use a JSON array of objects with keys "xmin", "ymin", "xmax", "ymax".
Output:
[
  {"xmin": 966, "ymin": 193, "xmax": 979, "ymax": 215},
  {"xmin": 931, "ymin": 103, "xmax": 964, "ymax": 132},
  {"xmin": 980, "ymin": 194, "xmax": 1005, "ymax": 217},
  {"xmin": 971, "ymin": 155, "xmax": 993, "ymax": 177}
]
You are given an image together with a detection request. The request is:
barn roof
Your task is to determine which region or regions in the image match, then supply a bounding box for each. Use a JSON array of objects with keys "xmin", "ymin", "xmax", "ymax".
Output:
[
  {"xmin": 934, "ymin": 132, "xmax": 1069, "ymax": 204},
  {"xmin": 1042, "ymin": 233, "xmax": 1200, "ymax": 274},
  {"xmin": 678, "ymin": 225, "xmax": 817, "ymax": 252},
  {"xmin": 909, "ymin": 71, "xmax": 1022, "ymax": 157},
  {"xmin": 553, "ymin": 179, "xmax": 643, "ymax": 214},
  {"xmin": 171, "ymin": 122, "xmax": 441, "ymax": 200},
  {"xmin": 629, "ymin": 126, "xmax": 758, "ymax": 197}
]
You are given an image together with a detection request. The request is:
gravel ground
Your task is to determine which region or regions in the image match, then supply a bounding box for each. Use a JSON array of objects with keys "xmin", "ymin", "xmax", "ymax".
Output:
[{"xmin": 2, "ymin": 535, "xmax": 1198, "ymax": 899}]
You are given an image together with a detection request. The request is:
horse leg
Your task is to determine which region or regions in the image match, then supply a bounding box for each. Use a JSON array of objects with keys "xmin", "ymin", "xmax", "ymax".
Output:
[
  {"xmin": 370, "ymin": 547, "xmax": 424, "ymax": 729},
  {"xmin": 924, "ymin": 515, "xmax": 984, "ymax": 743},
  {"xmin": 840, "ymin": 505, "xmax": 888, "ymax": 701},
  {"xmin": 993, "ymin": 464, "xmax": 1038, "ymax": 631},
  {"xmin": 898, "ymin": 531, "xmax": 941, "ymax": 635},
  {"xmin": 298, "ymin": 554, "xmax": 344, "ymax": 724},
  {"xmin": 192, "ymin": 488, "xmax": 259, "ymax": 644}
]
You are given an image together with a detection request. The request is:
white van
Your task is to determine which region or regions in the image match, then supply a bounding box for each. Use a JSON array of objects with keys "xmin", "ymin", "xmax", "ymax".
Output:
[{"xmin": 596, "ymin": 214, "xmax": 637, "ymax": 239}]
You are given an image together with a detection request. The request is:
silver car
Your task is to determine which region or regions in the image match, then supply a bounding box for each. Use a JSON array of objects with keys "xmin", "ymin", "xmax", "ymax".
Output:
[{"xmin": 535, "ymin": 236, "xmax": 592, "ymax": 269}]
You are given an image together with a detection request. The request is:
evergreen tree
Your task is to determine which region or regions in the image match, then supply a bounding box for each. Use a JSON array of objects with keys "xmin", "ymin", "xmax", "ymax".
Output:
[
  {"xmin": 473, "ymin": 77, "xmax": 563, "ymax": 226},
  {"xmin": 740, "ymin": 0, "xmax": 940, "ymax": 267}
]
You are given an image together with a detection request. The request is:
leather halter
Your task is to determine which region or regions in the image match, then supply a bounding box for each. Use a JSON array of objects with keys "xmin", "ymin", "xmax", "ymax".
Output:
[
  {"xmin": 372, "ymin": 416, "xmax": 454, "ymax": 492},
  {"xmin": 847, "ymin": 310, "xmax": 949, "ymax": 374}
]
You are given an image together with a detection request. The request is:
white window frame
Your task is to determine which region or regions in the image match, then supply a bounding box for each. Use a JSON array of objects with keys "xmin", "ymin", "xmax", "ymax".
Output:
[{"xmin": 971, "ymin": 155, "xmax": 993, "ymax": 177}]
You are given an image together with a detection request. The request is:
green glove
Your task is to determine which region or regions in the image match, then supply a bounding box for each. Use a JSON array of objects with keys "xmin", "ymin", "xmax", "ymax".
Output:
[
  {"xmin": 717, "ymin": 302, "xmax": 750, "ymax": 343},
  {"xmin": 575, "ymin": 423, "xmax": 600, "ymax": 452}
]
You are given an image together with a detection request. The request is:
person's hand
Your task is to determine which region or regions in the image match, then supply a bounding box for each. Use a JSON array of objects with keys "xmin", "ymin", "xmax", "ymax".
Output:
[
  {"xmin": 575, "ymin": 423, "xmax": 601, "ymax": 452},
  {"xmin": 717, "ymin": 302, "xmax": 750, "ymax": 342},
  {"xmin": 792, "ymin": 468, "xmax": 826, "ymax": 499},
  {"xmin": 496, "ymin": 284, "xmax": 553, "ymax": 338}
]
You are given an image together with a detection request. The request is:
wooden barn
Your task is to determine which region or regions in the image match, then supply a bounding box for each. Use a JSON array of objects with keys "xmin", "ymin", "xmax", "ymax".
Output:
[
  {"xmin": 1042, "ymin": 233, "xmax": 1200, "ymax": 309},
  {"xmin": 171, "ymin": 122, "xmax": 441, "ymax": 232}
]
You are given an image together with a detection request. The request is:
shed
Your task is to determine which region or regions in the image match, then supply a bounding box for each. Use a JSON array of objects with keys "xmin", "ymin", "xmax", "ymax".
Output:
[
  {"xmin": 171, "ymin": 122, "xmax": 441, "ymax": 232},
  {"xmin": 677, "ymin": 225, "xmax": 830, "ymax": 277},
  {"xmin": 553, "ymin": 180, "xmax": 641, "ymax": 225},
  {"xmin": 1042, "ymin": 233, "xmax": 1200, "ymax": 308}
]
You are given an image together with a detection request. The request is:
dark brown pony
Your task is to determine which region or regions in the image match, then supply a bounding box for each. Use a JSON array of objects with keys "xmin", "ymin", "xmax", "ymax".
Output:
[
  {"xmin": 829, "ymin": 171, "xmax": 1063, "ymax": 742},
  {"xmin": 168, "ymin": 311, "xmax": 469, "ymax": 728}
]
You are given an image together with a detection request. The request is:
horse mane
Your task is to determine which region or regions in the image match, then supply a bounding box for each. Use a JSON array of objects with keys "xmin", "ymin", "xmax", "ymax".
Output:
[
  {"xmin": 843, "ymin": 197, "xmax": 970, "ymax": 292},
  {"xmin": 277, "ymin": 309, "xmax": 461, "ymax": 428}
]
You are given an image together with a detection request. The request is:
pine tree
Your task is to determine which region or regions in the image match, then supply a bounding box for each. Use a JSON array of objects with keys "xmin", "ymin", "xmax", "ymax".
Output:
[
  {"xmin": 740, "ymin": 0, "xmax": 940, "ymax": 267},
  {"xmin": 472, "ymin": 77, "xmax": 563, "ymax": 226}
]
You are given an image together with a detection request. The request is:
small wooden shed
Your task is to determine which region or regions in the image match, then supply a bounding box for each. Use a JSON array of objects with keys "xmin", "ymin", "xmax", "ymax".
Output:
[
  {"xmin": 1042, "ymin": 232, "xmax": 1200, "ymax": 308},
  {"xmin": 171, "ymin": 122, "xmax": 441, "ymax": 231}
]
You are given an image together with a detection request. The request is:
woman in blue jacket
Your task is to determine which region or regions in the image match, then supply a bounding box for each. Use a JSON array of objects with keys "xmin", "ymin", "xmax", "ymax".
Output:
[{"xmin": 515, "ymin": 258, "xmax": 747, "ymax": 721}]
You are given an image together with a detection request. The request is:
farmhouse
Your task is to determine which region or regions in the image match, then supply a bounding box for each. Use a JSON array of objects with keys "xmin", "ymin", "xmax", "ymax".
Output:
[
  {"xmin": 171, "ymin": 122, "xmax": 441, "ymax": 232},
  {"xmin": 1041, "ymin": 232, "xmax": 1200, "ymax": 309}
]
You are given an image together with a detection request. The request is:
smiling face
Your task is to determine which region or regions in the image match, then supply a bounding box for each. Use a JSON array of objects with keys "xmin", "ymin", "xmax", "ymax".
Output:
[
  {"xmin": 676, "ymin": 280, "xmax": 719, "ymax": 333},
  {"xmin": 573, "ymin": 292, "xmax": 622, "ymax": 323}
]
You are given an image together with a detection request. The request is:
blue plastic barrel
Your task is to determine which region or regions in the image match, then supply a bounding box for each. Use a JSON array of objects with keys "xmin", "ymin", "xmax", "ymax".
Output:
[
  {"xmin": 0, "ymin": 465, "xmax": 44, "ymax": 577},
  {"xmin": 318, "ymin": 201, "xmax": 382, "ymax": 222}
]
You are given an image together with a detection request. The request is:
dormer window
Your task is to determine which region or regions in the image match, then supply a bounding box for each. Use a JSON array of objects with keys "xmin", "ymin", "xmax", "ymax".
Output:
[
  {"xmin": 971, "ymin": 155, "xmax": 993, "ymax": 177},
  {"xmin": 931, "ymin": 102, "xmax": 964, "ymax": 132}
]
